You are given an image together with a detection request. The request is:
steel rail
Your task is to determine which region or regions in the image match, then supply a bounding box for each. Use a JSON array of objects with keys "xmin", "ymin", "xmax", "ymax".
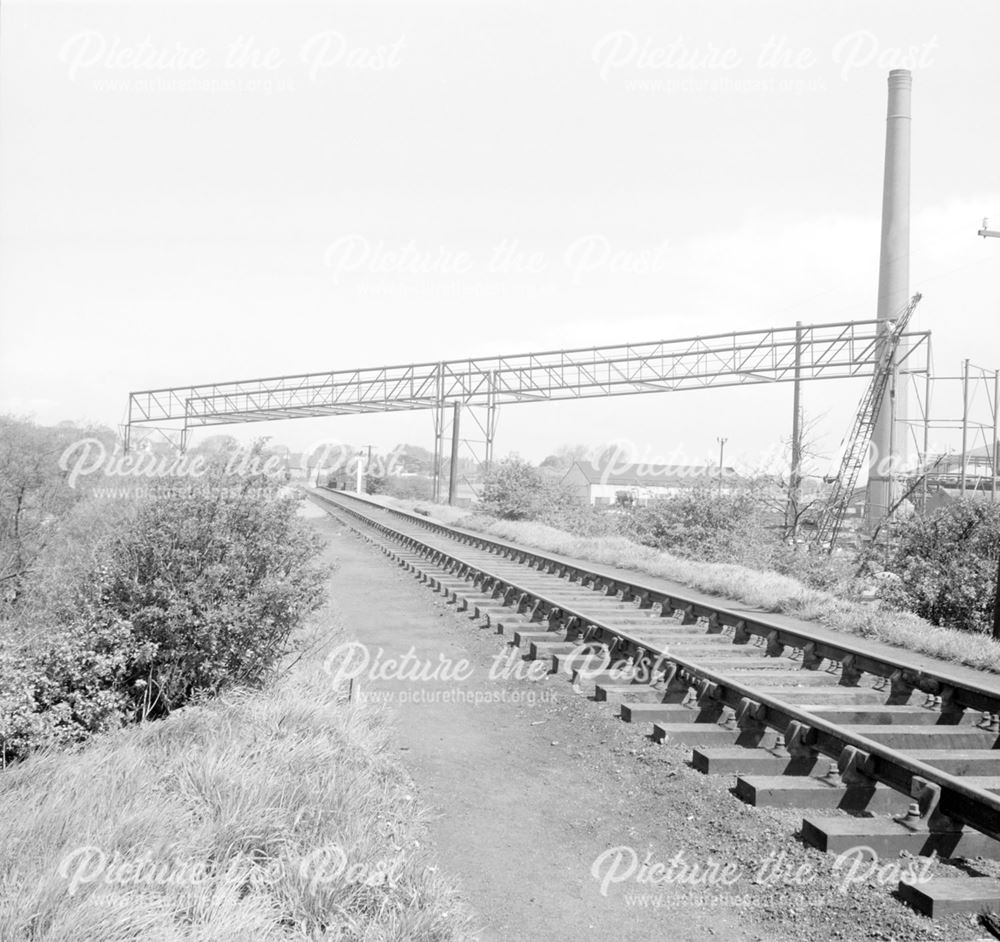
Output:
[
  {"xmin": 312, "ymin": 488, "xmax": 1000, "ymax": 843},
  {"xmin": 317, "ymin": 488, "xmax": 1000, "ymax": 718}
]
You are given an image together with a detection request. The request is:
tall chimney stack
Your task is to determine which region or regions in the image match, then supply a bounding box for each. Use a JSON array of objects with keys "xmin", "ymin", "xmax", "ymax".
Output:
[{"xmin": 868, "ymin": 69, "xmax": 912, "ymax": 528}]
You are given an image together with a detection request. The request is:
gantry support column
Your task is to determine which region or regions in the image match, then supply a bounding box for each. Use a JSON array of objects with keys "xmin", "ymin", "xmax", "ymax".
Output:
[
  {"xmin": 786, "ymin": 321, "xmax": 803, "ymax": 536},
  {"xmin": 431, "ymin": 363, "xmax": 446, "ymax": 502},
  {"xmin": 448, "ymin": 402, "xmax": 461, "ymax": 505},
  {"xmin": 484, "ymin": 369, "xmax": 498, "ymax": 471},
  {"xmin": 432, "ymin": 401, "xmax": 445, "ymax": 502}
]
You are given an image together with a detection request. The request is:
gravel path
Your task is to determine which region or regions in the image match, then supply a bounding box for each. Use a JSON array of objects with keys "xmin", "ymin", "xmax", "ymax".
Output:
[{"xmin": 311, "ymin": 509, "xmax": 990, "ymax": 942}]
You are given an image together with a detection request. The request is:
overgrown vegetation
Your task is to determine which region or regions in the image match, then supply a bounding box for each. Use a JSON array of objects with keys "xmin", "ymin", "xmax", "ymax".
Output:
[
  {"xmin": 383, "ymin": 453, "xmax": 1000, "ymax": 671},
  {"xmin": 0, "ymin": 420, "xmax": 329, "ymax": 765},
  {"xmin": 620, "ymin": 487, "xmax": 763, "ymax": 560},
  {"xmin": 870, "ymin": 500, "xmax": 1000, "ymax": 634},
  {"xmin": 368, "ymin": 474, "xmax": 435, "ymax": 501},
  {"xmin": 0, "ymin": 641, "xmax": 473, "ymax": 940},
  {"xmin": 479, "ymin": 456, "xmax": 617, "ymax": 537},
  {"xmin": 0, "ymin": 417, "xmax": 115, "ymax": 607},
  {"xmin": 0, "ymin": 419, "xmax": 474, "ymax": 938},
  {"xmin": 478, "ymin": 457, "xmax": 844, "ymax": 586}
]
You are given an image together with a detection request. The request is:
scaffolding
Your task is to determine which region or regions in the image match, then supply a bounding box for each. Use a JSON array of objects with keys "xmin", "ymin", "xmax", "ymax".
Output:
[{"xmin": 902, "ymin": 347, "xmax": 1000, "ymax": 507}]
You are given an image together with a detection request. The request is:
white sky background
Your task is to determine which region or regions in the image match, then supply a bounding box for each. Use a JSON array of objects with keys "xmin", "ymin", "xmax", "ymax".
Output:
[{"xmin": 1, "ymin": 1, "xmax": 999, "ymax": 473}]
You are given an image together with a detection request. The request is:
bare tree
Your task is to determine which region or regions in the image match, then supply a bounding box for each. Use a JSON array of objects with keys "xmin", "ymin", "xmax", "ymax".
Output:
[
  {"xmin": 741, "ymin": 412, "xmax": 828, "ymax": 540},
  {"xmin": 0, "ymin": 417, "xmax": 107, "ymax": 603}
]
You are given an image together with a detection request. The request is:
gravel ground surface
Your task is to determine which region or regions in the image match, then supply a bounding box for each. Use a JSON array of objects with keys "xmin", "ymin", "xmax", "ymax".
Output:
[{"xmin": 308, "ymin": 505, "xmax": 998, "ymax": 942}]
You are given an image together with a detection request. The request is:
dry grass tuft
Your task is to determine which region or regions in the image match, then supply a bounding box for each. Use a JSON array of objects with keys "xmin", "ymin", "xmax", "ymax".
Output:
[{"xmin": 0, "ymin": 660, "xmax": 474, "ymax": 941}]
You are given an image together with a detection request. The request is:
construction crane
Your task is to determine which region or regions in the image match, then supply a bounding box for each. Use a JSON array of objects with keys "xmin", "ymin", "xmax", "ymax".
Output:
[{"xmin": 812, "ymin": 293, "xmax": 923, "ymax": 551}]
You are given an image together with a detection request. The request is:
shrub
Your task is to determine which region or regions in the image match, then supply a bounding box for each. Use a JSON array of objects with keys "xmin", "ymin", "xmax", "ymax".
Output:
[
  {"xmin": 97, "ymin": 476, "xmax": 329, "ymax": 717},
  {"xmin": 768, "ymin": 543, "xmax": 857, "ymax": 594},
  {"xmin": 478, "ymin": 456, "xmax": 543, "ymax": 520},
  {"xmin": 530, "ymin": 485, "xmax": 616, "ymax": 538},
  {"xmin": 365, "ymin": 473, "xmax": 386, "ymax": 494},
  {"xmin": 478, "ymin": 456, "xmax": 611, "ymax": 532},
  {"xmin": 0, "ymin": 615, "xmax": 137, "ymax": 765},
  {"xmin": 620, "ymin": 488, "xmax": 766, "ymax": 561},
  {"xmin": 380, "ymin": 475, "xmax": 434, "ymax": 501},
  {"xmin": 0, "ymin": 468, "xmax": 329, "ymax": 763},
  {"xmin": 870, "ymin": 499, "xmax": 1000, "ymax": 633}
]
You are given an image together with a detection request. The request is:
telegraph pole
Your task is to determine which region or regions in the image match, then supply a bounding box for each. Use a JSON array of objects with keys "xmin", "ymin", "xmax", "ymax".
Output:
[
  {"xmin": 716, "ymin": 437, "xmax": 728, "ymax": 497},
  {"xmin": 977, "ymin": 220, "xmax": 1000, "ymax": 638},
  {"xmin": 961, "ymin": 358, "xmax": 970, "ymax": 497},
  {"xmin": 355, "ymin": 443, "xmax": 375, "ymax": 493}
]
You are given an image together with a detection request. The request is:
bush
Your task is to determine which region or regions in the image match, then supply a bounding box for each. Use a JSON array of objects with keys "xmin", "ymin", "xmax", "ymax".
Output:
[
  {"xmin": 0, "ymin": 614, "xmax": 136, "ymax": 764},
  {"xmin": 477, "ymin": 456, "xmax": 613, "ymax": 533},
  {"xmin": 478, "ymin": 458, "xmax": 855, "ymax": 598},
  {"xmin": 99, "ymin": 477, "xmax": 329, "ymax": 717},
  {"xmin": 478, "ymin": 457, "xmax": 543, "ymax": 520},
  {"xmin": 768, "ymin": 543, "xmax": 857, "ymax": 594},
  {"xmin": 620, "ymin": 488, "xmax": 766, "ymax": 562},
  {"xmin": 1, "ymin": 468, "xmax": 329, "ymax": 764},
  {"xmin": 534, "ymin": 495, "xmax": 617, "ymax": 538},
  {"xmin": 870, "ymin": 499, "xmax": 1000, "ymax": 633},
  {"xmin": 380, "ymin": 475, "xmax": 434, "ymax": 501}
]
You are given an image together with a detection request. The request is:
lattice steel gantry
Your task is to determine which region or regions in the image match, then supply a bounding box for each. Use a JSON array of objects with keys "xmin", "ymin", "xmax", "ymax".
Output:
[{"xmin": 123, "ymin": 318, "xmax": 931, "ymax": 499}]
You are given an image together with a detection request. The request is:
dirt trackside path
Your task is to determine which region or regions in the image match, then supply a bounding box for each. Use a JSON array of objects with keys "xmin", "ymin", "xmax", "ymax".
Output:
[{"xmin": 307, "ymin": 508, "xmax": 966, "ymax": 942}]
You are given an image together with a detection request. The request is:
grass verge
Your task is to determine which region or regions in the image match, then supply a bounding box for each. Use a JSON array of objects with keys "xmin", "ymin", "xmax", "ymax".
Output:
[
  {"xmin": 0, "ymin": 636, "xmax": 474, "ymax": 940},
  {"xmin": 380, "ymin": 496, "xmax": 1000, "ymax": 676}
]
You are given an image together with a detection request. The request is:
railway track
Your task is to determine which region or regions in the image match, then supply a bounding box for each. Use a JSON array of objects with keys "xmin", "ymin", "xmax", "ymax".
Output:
[{"xmin": 309, "ymin": 486, "xmax": 1000, "ymax": 919}]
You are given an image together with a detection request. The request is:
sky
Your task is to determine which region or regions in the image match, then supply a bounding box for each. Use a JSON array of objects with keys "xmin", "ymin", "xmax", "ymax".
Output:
[{"xmin": 2, "ymin": 1, "xmax": 999, "ymax": 474}]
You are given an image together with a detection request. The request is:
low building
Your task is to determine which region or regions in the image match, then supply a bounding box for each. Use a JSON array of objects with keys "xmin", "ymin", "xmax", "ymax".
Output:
[{"xmin": 560, "ymin": 461, "xmax": 739, "ymax": 506}]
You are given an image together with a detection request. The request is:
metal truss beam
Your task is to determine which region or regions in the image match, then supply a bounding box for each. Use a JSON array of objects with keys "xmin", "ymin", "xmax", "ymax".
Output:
[{"xmin": 125, "ymin": 320, "xmax": 930, "ymax": 438}]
